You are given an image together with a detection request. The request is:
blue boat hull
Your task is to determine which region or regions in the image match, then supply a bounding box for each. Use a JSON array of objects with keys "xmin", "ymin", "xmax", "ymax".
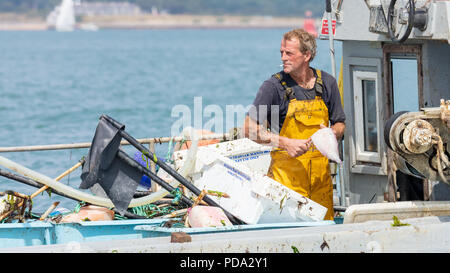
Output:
[
  {"xmin": 0, "ymin": 219, "xmax": 167, "ymax": 248},
  {"xmin": 0, "ymin": 219, "xmax": 336, "ymax": 249}
]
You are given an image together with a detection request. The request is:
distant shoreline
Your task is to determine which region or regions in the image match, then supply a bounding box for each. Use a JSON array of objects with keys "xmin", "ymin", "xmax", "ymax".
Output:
[{"xmin": 0, "ymin": 14, "xmax": 321, "ymax": 31}]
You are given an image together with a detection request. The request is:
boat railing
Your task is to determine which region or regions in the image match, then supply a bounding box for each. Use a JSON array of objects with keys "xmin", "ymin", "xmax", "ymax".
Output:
[
  {"xmin": 0, "ymin": 133, "xmax": 231, "ymax": 153},
  {"xmin": 0, "ymin": 133, "xmax": 232, "ymax": 192},
  {"xmin": 0, "ymin": 133, "xmax": 347, "ymax": 212}
]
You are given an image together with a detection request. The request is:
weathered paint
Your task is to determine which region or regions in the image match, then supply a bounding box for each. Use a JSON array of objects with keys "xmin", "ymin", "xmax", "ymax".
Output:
[{"xmin": 329, "ymin": 0, "xmax": 450, "ymax": 206}]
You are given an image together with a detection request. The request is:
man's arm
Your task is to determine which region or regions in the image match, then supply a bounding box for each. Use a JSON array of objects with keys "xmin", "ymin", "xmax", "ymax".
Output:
[
  {"xmin": 325, "ymin": 73, "xmax": 346, "ymax": 141},
  {"xmin": 243, "ymin": 115, "xmax": 311, "ymax": 158}
]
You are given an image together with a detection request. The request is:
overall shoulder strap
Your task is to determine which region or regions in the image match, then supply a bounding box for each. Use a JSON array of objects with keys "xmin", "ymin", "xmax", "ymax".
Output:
[
  {"xmin": 273, "ymin": 73, "xmax": 295, "ymax": 101},
  {"xmin": 314, "ymin": 69, "xmax": 324, "ymax": 98}
]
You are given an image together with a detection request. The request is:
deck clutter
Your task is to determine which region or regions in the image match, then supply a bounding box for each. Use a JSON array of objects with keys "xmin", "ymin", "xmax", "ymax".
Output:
[
  {"xmin": 0, "ymin": 0, "xmax": 449, "ymax": 253},
  {"xmin": 0, "ymin": 114, "xmax": 334, "ymax": 248}
]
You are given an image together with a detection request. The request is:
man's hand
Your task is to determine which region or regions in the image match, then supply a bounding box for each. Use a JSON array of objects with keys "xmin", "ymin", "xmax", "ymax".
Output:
[
  {"xmin": 320, "ymin": 123, "xmax": 345, "ymax": 140},
  {"xmin": 280, "ymin": 137, "xmax": 312, "ymax": 157},
  {"xmin": 330, "ymin": 122, "xmax": 345, "ymax": 140}
]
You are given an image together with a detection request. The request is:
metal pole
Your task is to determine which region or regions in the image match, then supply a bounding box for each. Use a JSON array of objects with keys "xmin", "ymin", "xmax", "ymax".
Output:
[
  {"xmin": 0, "ymin": 133, "xmax": 230, "ymax": 153},
  {"xmin": 0, "ymin": 168, "xmax": 77, "ymax": 201},
  {"xmin": 326, "ymin": 0, "xmax": 336, "ymax": 78},
  {"xmin": 116, "ymin": 149, "xmax": 194, "ymax": 207},
  {"xmin": 0, "ymin": 167, "xmax": 147, "ymax": 219},
  {"xmin": 30, "ymin": 158, "xmax": 85, "ymax": 199},
  {"xmin": 326, "ymin": 0, "xmax": 346, "ymax": 208},
  {"xmin": 101, "ymin": 114, "xmax": 246, "ymax": 225}
]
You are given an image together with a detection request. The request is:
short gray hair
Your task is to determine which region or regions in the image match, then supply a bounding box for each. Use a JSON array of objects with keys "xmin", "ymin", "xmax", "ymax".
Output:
[{"xmin": 283, "ymin": 28, "xmax": 317, "ymax": 62}]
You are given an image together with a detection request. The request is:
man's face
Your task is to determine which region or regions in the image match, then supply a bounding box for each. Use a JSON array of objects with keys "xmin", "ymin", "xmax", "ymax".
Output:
[{"xmin": 280, "ymin": 38, "xmax": 311, "ymax": 74}]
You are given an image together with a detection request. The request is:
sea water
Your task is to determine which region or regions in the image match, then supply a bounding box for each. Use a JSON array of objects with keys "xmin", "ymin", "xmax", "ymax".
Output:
[{"xmin": 0, "ymin": 29, "xmax": 342, "ymax": 212}]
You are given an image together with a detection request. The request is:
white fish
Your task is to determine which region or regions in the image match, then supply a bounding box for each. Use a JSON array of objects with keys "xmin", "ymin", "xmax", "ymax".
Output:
[{"xmin": 311, "ymin": 127, "xmax": 342, "ymax": 164}]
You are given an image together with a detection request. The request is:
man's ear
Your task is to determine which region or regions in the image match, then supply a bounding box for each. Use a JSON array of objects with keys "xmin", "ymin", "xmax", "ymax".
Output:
[{"xmin": 305, "ymin": 51, "xmax": 312, "ymax": 63}]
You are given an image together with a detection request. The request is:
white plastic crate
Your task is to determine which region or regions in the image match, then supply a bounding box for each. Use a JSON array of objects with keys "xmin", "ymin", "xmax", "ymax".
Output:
[
  {"xmin": 193, "ymin": 156, "xmax": 264, "ymax": 224},
  {"xmin": 174, "ymin": 144, "xmax": 327, "ymax": 224},
  {"xmin": 173, "ymin": 138, "xmax": 272, "ymax": 176}
]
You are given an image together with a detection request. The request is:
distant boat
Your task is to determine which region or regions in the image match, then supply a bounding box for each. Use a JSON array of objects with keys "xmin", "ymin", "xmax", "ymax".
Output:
[
  {"xmin": 303, "ymin": 10, "xmax": 317, "ymax": 37},
  {"xmin": 55, "ymin": 0, "xmax": 76, "ymax": 32}
]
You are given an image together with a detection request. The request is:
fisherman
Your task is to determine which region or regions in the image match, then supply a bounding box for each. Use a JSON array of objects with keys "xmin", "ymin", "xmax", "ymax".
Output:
[{"xmin": 243, "ymin": 28, "xmax": 346, "ymax": 220}]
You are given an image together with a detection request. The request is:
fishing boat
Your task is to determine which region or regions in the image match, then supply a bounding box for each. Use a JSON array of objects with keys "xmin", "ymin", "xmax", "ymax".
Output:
[{"xmin": 0, "ymin": 0, "xmax": 449, "ymax": 253}]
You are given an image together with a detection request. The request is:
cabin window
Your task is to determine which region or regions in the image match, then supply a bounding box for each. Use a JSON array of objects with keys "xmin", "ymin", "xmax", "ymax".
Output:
[
  {"xmin": 391, "ymin": 58, "xmax": 420, "ymax": 112},
  {"xmin": 362, "ymin": 79, "xmax": 378, "ymax": 152},
  {"xmin": 353, "ymin": 70, "xmax": 381, "ymax": 163}
]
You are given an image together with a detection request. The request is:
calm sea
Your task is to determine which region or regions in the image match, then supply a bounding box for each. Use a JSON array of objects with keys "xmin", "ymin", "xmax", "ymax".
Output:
[{"xmin": 0, "ymin": 29, "xmax": 342, "ymax": 212}]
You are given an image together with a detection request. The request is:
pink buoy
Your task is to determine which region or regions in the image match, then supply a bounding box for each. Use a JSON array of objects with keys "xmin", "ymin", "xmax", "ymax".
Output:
[{"xmin": 187, "ymin": 206, "xmax": 232, "ymax": 228}]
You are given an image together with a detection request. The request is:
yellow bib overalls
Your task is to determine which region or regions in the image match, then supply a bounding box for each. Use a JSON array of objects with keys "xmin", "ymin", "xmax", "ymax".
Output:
[{"xmin": 268, "ymin": 69, "xmax": 334, "ymax": 220}]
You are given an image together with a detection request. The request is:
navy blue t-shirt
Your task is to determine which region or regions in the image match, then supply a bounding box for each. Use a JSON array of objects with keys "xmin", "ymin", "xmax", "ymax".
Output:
[{"xmin": 248, "ymin": 68, "xmax": 346, "ymax": 133}]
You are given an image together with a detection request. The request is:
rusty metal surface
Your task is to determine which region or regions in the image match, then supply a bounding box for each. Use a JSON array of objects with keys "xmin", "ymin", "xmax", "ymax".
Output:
[
  {"xmin": 402, "ymin": 119, "xmax": 434, "ymax": 154},
  {"xmin": 388, "ymin": 109, "xmax": 449, "ymax": 182}
]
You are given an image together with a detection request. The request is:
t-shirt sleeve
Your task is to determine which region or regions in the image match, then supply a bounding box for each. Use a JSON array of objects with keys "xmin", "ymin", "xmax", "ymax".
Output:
[
  {"xmin": 248, "ymin": 80, "xmax": 279, "ymax": 126},
  {"xmin": 326, "ymin": 78, "xmax": 346, "ymax": 125}
]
